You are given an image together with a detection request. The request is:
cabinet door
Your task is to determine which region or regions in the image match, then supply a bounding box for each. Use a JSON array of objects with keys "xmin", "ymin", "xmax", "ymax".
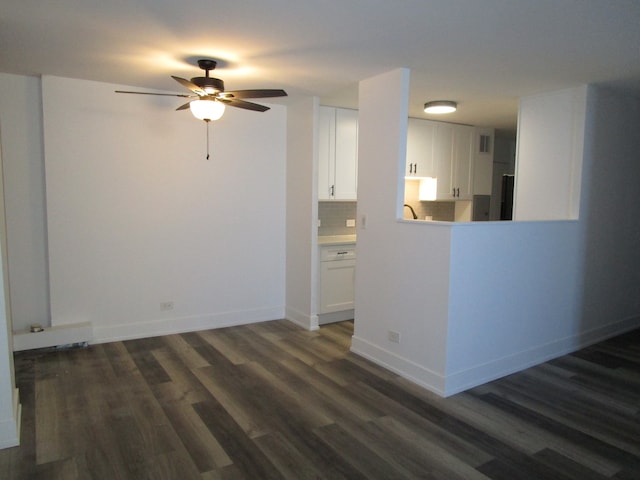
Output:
[
  {"xmin": 334, "ymin": 108, "xmax": 358, "ymax": 200},
  {"xmin": 319, "ymin": 259, "xmax": 356, "ymax": 313},
  {"xmin": 433, "ymin": 122, "xmax": 454, "ymax": 199},
  {"xmin": 318, "ymin": 106, "xmax": 336, "ymax": 200},
  {"xmin": 406, "ymin": 118, "xmax": 435, "ymax": 177},
  {"xmin": 452, "ymin": 125, "xmax": 474, "ymax": 199}
]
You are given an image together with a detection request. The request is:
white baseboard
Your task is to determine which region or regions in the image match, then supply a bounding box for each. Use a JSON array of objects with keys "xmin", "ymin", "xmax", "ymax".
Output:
[
  {"xmin": 285, "ymin": 306, "xmax": 319, "ymax": 331},
  {"xmin": 0, "ymin": 388, "xmax": 20, "ymax": 449},
  {"xmin": 13, "ymin": 322, "xmax": 93, "ymax": 351},
  {"xmin": 93, "ymin": 306, "xmax": 285, "ymax": 344},
  {"xmin": 350, "ymin": 335, "xmax": 447, "ymax": 396},
  {"xmin": 319, "ymin": 309, "xmax": 354, "ymax": 325},
  {"xmin": 353, "ymin": 316, "xmax": 640, "ymax": 398},
  {"xmin": 444, "ymin": 315, "xmax": 640, "ymax": 396}
]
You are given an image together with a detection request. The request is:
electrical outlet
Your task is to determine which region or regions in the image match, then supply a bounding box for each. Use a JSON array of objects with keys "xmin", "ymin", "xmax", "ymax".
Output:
[
  {"xmin": 317, "ymin": 219, "xmax": 321, "ymax": 227},
  {"xmin": 346, "ymin": 219, "xmax": 356, "ymax": 227},
  {"xmin": 160, "ymin": 301, "xmax": 174, "ymax": 311},
  {"xmin": 388, "ymin": 330, "xmax": 401, "ymax": 343}
]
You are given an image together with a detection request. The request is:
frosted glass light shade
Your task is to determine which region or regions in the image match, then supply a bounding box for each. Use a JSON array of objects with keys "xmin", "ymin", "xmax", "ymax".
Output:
[
  {"xmin": 424, "ymin": 101, "xmax": 457, "ymax": 114},
  {"xmin": 419, "ymin": 177, "xmax": 438, "ymax": 201},
  {"xmin": 190, "ymin": 99, "xmax": 226, "ymax": 121}
]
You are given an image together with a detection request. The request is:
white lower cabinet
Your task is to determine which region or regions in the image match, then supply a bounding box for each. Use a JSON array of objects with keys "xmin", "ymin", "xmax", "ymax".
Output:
[{"xmin": 319, "ymin": 244, "xmax": 356, "ymax": 316}]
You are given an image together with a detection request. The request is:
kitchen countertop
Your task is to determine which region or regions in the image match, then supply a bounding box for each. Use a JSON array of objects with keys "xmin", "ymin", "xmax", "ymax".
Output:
[{"xmin": 318, "ymin": 234, "xmax": 357, "ymax": 245}]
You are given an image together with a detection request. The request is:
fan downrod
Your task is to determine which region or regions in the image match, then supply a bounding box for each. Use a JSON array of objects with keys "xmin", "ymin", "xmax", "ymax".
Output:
[{"xmin": 197, "ymin": 59, "xmax": 217, "ymax": 76}]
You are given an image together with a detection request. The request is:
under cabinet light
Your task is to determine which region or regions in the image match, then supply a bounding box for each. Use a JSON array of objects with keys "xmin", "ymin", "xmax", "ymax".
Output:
[{"xmin": 419, "ymin": 177, "xmax": 438, "ymax": 201}]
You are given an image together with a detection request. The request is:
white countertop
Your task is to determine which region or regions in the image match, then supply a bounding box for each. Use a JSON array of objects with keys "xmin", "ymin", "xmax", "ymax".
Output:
[{"xmin": 318, "ymin": 234, "xmax": 357, "ymax": 245}]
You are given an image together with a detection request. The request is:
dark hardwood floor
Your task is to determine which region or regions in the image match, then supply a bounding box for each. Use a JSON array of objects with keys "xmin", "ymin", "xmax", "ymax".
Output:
[{"xmin": 1, "ymin": 319, "xmax": 639, "ymax": 479}]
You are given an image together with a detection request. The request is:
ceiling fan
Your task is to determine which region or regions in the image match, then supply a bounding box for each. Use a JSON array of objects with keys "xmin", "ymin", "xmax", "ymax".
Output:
[{"xmin": 115, "ymin": 59, "xmax": 287, "ymax": 122}]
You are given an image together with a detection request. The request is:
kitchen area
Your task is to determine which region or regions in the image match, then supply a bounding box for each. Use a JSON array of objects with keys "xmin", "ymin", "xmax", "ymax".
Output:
[
  {"xmin": 316, "ymin": 104, "xmax": 515, "ymax": 325},
  {"xmin": 402, "ymin": 117, "xmax": 517, "ymax": 222},
  {"xmin": 317, "ymin": 105, "xmax": 358, "ymax": 324}
]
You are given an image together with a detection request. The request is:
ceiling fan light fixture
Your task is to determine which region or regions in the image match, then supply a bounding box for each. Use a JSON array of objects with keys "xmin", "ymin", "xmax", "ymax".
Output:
[
  {"xmin": 424, "ymin": 100, "xmax": 457, "ymax": 114},
  {"xmin": 190, "ymin": 99, "xmax": 226, "ymax": 121}
]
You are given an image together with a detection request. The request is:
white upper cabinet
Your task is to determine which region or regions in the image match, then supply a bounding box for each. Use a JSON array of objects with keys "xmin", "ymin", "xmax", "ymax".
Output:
[
  {"xmin": 334, "ymin": 108, "xmax": 358, "ymax": 199},
  {"xmin": 451, "ymin": 124, "xmax": 474, "ymax": 200},
  {"xmin": 318, "ymin": 106, "xmax": 358, "ymax": 200},
  {"xmin": 432, "ymin": 122, "xmax": 454, "ymax": 200},
  {"xmin": 318, "ymin": 106, "xmax": 335, "ymax": 200},
  {"xmin": 406, "ymin": 118, "xmax": 493, "ymax": 201},
  {"xmin": 406, "ymin": 118, "xmax": 435, "ymax": 177}
]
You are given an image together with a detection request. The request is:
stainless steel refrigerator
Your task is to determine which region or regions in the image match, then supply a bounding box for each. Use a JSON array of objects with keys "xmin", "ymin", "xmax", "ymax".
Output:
[{"xmin": 500, "ymin": 174, "xmax": 514, "ymax": 220}]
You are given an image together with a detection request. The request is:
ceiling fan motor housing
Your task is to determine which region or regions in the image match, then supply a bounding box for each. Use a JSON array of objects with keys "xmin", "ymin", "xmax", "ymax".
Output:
[
  {"xmin": 115, "ymin": 57, "xmax": 286, "ymax": 115},
  {"xmin": 191, "ymin": 76, "xmax": 224, "ymax": 95}
]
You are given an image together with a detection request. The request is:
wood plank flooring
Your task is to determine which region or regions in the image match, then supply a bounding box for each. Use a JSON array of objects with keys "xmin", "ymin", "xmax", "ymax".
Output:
[{"xmin": 1, "ymin": 320, "xmax": 639, "ymax": 479}]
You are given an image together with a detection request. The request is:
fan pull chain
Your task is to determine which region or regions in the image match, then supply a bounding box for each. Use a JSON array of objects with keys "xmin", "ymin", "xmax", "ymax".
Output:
[{"xmin": 205, "ymin": 119, "xmax": 211, "ymax": 160}]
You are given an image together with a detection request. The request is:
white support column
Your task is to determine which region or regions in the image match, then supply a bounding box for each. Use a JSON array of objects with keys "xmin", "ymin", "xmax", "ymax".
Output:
[{"xmin": 0, "ymin": 139, "xmax": 20, "ymax": 448}]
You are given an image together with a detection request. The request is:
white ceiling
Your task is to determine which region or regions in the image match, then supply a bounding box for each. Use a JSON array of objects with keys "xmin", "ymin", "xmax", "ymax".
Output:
[{"xmin": 2, "ymin": 0, "xmax": 640, "ymax": 132}]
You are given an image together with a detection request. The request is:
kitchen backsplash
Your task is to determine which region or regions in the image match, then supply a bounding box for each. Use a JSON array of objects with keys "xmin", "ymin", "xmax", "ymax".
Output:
[
  {"xmin": 403, "ymin": 201, "xmax": 455, "ymax": 221},
  {"xmin": 318, "ymin": 197, "xmax": 453, "ymax": 234},
  {"xmin": 403, "ymin": 179, "xmax": 455, "ymax": 221},
  {"xmin": 318, "ymin": 201, "xmax": 357, "ymax": 236}
]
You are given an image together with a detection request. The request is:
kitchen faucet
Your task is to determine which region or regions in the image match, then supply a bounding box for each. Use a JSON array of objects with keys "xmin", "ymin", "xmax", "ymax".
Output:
[{"xmin": 403, "ymin": 204, "xmax": 418, "ymax": 219}]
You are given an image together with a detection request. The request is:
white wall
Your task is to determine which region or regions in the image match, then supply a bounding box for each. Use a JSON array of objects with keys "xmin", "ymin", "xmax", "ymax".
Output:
[
  {"xmin": 0, "ymin": 239, "xmax": 19, "ymax": 448},
  {"xmin": 41, "ymin": 75, "xmax": 286, "ymax": 342},
  {"xmin": 351, "ymin": 69, "xmax": 453, "ymax": 394},
  {"xmin": 446, "ymin": 220, "xmax": 584, "ymax": 393},
  {"xmin": 285, "ymin": 97, "xmax": 320, "ymax": 329},
  {"xmin": 353, "ymin": 79, "xmax": 640, "ymax": 397},
  {"xmin": 443, "ymin": 85, "xmax": 640, "ymax": 394},
  {"xmin": 578, "ymin": 87, "xmax": 640, "ymax": 332},
  {"xmin": 0, "ymin": 73, "xmax": 50, "ymax": 332},
  {"xmin": 514, "ymin": 86, "xmax": 587, "ymax": 220},
  {"xmin": 0, "ymin": 142, "xmax": 20, "ymax": 448}
]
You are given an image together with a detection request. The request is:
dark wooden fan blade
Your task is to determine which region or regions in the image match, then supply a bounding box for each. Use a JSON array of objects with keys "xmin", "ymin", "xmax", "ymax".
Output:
[
  {"xmin": 171, "ymin": 76, "xmax": 207, "ymax": 96},
  {"xmin": 115, "ymin": 90, "xmax": 193, "ymax": 98},
  {"xmin": 176, "ymin": 102, "xmax": 192, "ymax": 111},
  {"xmin": 220, "ymin": 98, "xmax": 270, "ymax": 112},
  {"xmin": 222, "ymin": 89, "xmax": 287, "ymax": 99}
]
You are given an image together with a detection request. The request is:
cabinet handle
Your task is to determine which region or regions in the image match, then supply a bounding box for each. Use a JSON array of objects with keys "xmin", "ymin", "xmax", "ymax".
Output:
[
  {"xmin": 452, "ymin": 188, "xmax": 456, "ymax": 198},
  {"xmin": 330, "ymin": 185, "xmax": 335, "ymax": 197},
  {"xmin": 456, "ymin": 188, "xmax": 460, "ymax": 197},
  {"xmin": 337, "ymin": 251, "xmax": 348, "ymax": 255}
]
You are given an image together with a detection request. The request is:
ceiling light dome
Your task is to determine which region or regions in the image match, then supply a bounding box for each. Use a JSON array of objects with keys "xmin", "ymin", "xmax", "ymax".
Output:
[
  {"xmin": 424, "ymin": 100, "xmax": 457, "ymax": 114},
  {"xmin": 190, "ymin": 99, "xmax": 226, "ymax": 121}
]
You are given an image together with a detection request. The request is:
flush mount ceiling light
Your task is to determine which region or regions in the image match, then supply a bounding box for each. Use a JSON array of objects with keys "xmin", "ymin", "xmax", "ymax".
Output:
[
  {"xmin": 424, "ymin": 100, "xmax": 457, "ymax": 114},
  {"xmin": 189, "ymin": 98, "xmax": 226, "ymax": 121}
]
